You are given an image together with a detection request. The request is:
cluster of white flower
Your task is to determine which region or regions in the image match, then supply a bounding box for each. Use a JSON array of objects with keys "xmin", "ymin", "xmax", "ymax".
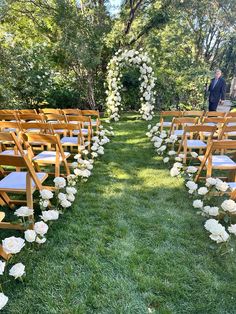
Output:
[
  {"xmin": 106, "ymin": 49, "xmax": 156, "ymax": 121},
  {"xmin": 147, "ymin": 123, "xmax": 236, "ymax": 249},
  {"xmin": 0, "ymin": 122, "xmax": 114, "ymax": 310}
]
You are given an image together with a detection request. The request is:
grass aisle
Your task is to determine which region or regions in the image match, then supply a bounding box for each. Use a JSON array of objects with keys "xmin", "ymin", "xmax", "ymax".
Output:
[{"xmin": 4, "ymin": 114, "xmax": 236, "ymax": 314}]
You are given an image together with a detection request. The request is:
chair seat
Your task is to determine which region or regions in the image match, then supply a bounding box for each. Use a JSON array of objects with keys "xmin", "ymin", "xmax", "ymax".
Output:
[
  {"xmin": 73, "ymin": 129, "xmax": 89, "ymax": 136},
  {"xmin": 227, "ymin": 132, "xmax": 236, "ymax": 136},
  {"xmin": 84, "ymin": 121, "xmax": 97, "ymax": 126},
  {"xmin": 187, "ymin": 140, "xmax": 207, "ymax": 148},
  {"xmin": 162, "ymin": 121, "xmax": 172, "ymax": 127},
  {"xmin": 0, "ymin": 150, "xmax": 27, "ymax": 156},
  {"xmin": 32, "ymin": 151, "xmax": 70, "ymax": 163},
  {"xmin": 0, "ymin": 172, "xmax": 47, "ymax": 192},
  {"xmin": 2, "ymin": 128, "xmax": 17, "ymax": 132},
  {"xmin": 198, "ymin": 155, "xmax": 236, "ymax": 168},
  {"xmin": 61, "ymin": 136, "xmax": 85, "ymax": 150},
  {"xmin": 174, "ymin": 130, "xmax": 190, "ymax": 137},
  {"xmin": 228, "ymin": 182, "xmax": 236, "ymax": 190}
]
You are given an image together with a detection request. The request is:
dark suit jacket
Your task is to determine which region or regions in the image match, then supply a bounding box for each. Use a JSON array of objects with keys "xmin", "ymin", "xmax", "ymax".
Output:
[{"xmin": 208, "ymin": 77, "xmax": 226, "ymax": 103}]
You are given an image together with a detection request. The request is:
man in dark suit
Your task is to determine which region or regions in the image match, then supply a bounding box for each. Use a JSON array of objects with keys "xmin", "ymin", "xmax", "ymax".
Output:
[{"xmin": 208, "ymin": 69, "xmax": 226, "ymax": 111}]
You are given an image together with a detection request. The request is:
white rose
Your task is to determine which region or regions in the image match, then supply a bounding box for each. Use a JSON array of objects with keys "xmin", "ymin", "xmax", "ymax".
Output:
[
  {"xmin": 210, "ymin": 230, "xmax": 229, "ymax": 243},
  {"xmin": 40, "ymin": 210, "xmax": 59, "ymax": 222},
  {"xmin": 193, "ymin": 199, "xmax": 203, "ymax": 208},
  {"xmin": 66, "ymin": 187, "xmax": 77, "ymax": 195},
  {"xmin": 0, "ymin": 261, "xmax": 5, "ymax": 275},
  {"xmin": 221, "ymin": 200, "xmax": 236, "ymax": 213},
  {"xmin": 0, "ymin": 293, "xmax": 8, "ymax": 310},
  {"xmin": 58, "ymin": 192, "xmax": 67, "ymax": 201},
  {"xmin": 178, "ymin": 153, "xmax": 185, "ymax": 159},
  {"xmin": 175, "ymin": 157, "xmax": 182, "ymax": 162},
  {"xmin": 54, "ymin": 177, "xmax": 66, "ymax": 188},
  {"xmin": 173, "ymin": 162, "xmax": 183, "ymax": 169},
  {"xmin": 168, "ymin": 150, "xmax": 176, "ymax": 156},
  {"xmin": 91, "ymin": 152, "xmax": 98, "ymax": 158},
  {"xmin": 228, "ymin": 224, "xmax": 236, "ymax": 235},
  {"xmin": 204, "ymin": 206, "xmax": 219, "ymax": 216},
  {"xmin": 34, "ymin": 221, "xmax": 49, "ymax": 236},
  {"xmin": 186, "ymin": 181, "xmax": 198, "ymax": 191},
  {"xmin": 163, "ymin": 157, "xmax": 169, "ymax": 163},
  {"xmin": 187, "ymin": 166, "xmax": 198, "ymax": 174},
  {"xmin": 190, "ymin": 152, "xmax": 198, "ymax": 158},
  {"xmin": 67, "ymin": 194, "xmax": 75, "ymax": 202},
  {"xmin": 215, "ymin": 180, "xmax": 229, "ymax": 192},
  {"xmin": 83, "ymin": 149, "xmax": 89, "ymax": 155},
  {"xmin": 2, "ymin": 236, "xmax": 25, "ymax": 254},
  {"xmin": 198, "ymin": 187, "xmax": 208, "ymax": 195},
  {"xmin": 24, "ymin": 230, "xmax": 37, "ymax": 243},
  {"xmin": 170, "ymin": 167, "xmax": 180, "ymax": 177},
  {"xmin": 60, "ymin": 199, "xmax": 72, "ymax": 208},
  {"xmin": 40, "ymin": 189, "xmax": 53, "ymax": 200},
  {"xmin": 14, "ymin": 206, "xmax": 34, "ymax": 217},
  {"xmin": 204, "ymin": 219, "xmax": 219, "ymax": 232},
  {"xmin": 9, "ymin": 263, "xmax": 25, "ymax": 279},
  {"xmin": 206, "ymin": 177, "xmax": 217, "ymax": 186},
  {"xmin": 36, "ymin": 236, "xmax": 46, "ymax": 244}
]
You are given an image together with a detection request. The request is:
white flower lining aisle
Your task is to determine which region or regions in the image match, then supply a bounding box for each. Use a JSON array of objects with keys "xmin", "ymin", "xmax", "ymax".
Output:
[
  {"xmin": 146, "ymin": 123, "xmax": 236, "ymax": 252},
  {"xmin": 0, "ymin": 124, "xmax": 114, "ymax": 311}
]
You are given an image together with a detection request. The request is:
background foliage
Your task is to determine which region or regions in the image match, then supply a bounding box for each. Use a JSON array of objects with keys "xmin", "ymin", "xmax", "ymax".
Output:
[{"xmin": 0, "ymin": 0, "xmax": 235, "ymax": 110}]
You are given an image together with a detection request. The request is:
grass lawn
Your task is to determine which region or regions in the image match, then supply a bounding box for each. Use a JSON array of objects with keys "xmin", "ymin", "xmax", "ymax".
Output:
[{"xmin": 2, "ymin": 113, "xmax": 236, "ymax": 314}]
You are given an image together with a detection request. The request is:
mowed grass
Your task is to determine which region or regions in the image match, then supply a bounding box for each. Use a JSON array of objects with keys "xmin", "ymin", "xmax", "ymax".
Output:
[{"xmin": 2, "ymin": 113, "xmax": 236, "ymax": 314}]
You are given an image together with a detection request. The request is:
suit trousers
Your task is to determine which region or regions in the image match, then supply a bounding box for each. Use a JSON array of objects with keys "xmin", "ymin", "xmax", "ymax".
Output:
[{"xmin": 209, "ymin": 101, "xmax": 218, "ymax": 111}]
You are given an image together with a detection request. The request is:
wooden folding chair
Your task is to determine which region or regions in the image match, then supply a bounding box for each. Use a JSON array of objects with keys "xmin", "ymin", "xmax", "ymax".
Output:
[
  {"xmin": 0, "ymin": 122, "xmax": 25, "ymax": 156},
  {"xmin": 226, "ymin": 111, "xmax": 236, "ymax": 118},
  {"xmin": 0, "ymin": 110, "xmax": 18, "ymax": 115},
  {"xmin": 22, "ymin": 133, "xmax": 71, "ymax": 177},
  {"xmin": 195, "ymin": 140, "xmax": 236, "ymax": 182},
  {"xmin": 204, "ymin": 111, "xmax": 226, "ymax": 117},
  {"xmin": 218, "ymin": 123, "xmax": 236, "ymax": 140},
  {"xmin": 40, "ymin": 108, "xmax": 62, "ymax": 115},
  {"xmin": 182, "ymin": 111, "xmax": 204, "ymax": 119},
  {"xmin": 19, "ymin": 109, "xmax": 37, "ymax": 114},
  {"xmin": 169, "ymin": 117, "xmax": 198, "ymax": 138},
  {"xmin": 51, "ymin": 123, "xmax": 86, "ymax": 154},
  {"xmin": 66, "ymin": 115, "xmax": 92, "ymax": 146},
  {"xmin": 81, "ymin": 110, "xmax": 100, "ymax": 131},
  {"xmin": 62, "ymin": 109, "xmax": 82, "ymax": 116},
  {"xmin": 17, "ymin": 113, "xmax": 45, "ymax": 123},
  {"xmin": 44, "ymin": 114, "xmax": 67, "ymax": 134},
  {"xmin": 0, "ymin": 133, "xmax": 48, "ymax": 229},
  {"xmin": 178, "ymin": 125, "xmax": 217, "ymax": 163},
  {"xmin": 0, "ymin": 113, "xmax": 18, "ymax": 122},
  {"xmin": 159, "ymin": 111, "xmax": 183, "ymax": 132}
]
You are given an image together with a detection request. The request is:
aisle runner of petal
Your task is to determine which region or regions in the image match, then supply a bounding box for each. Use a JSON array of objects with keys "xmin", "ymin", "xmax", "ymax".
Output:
[
  {"xmin": 146, "ymin": 123, "xmax": 236, "ymax": 252},
  {"xmin": 0, "ymin": 124, "xmax": 114, "ymax": 310}
]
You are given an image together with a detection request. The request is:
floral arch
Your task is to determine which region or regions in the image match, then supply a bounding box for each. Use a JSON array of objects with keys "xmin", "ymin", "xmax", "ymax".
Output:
[{"xmin": 106, "ymin": 49, "xmax": 156, "ymax": 121}]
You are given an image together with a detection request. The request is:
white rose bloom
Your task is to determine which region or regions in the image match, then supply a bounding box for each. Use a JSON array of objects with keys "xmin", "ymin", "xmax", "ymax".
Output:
[
  {"xmin": 173, "ymin": 162, "xmax": 183, "ymax": 169},
  {"xmin": 74, "ymin": 153, "xmax": 81, "ymax": 160},
  {"xmin": 159, "ymin": 145, "xmax": 167, "ymax": 152},
  {"xmin": 60, "ymin": 199, "xmax": 72, "ymax": 208},
  {"xmin": 206, "ymin": 177, "xmax": 217, "ymax": 187},
  {"xmin": 170, "ymin": 167, "xmax": 180, "ymax": 177},
  {"xmin": 154, "ymin": 141, "xmax": 162, "ymax": 148},
  {"xmin": 221, "ymin": 199, "xmax": 236, "ymax": 213},
  {"xmin": 67, "ymin": 194, "xmax": 75, "ymax": 202},
  {"xmin": 168, "ymin": 150, "xmax": 176, "ymax": 156},
  {"xmin": 40, "ymin": 199, "xmax": 50, "ymax": 208},
  {"xmin": 210, "ymin": 230, "xmax": 229, "ymax": 243},
  {"xmin": 91, "ymin": 152, "xmax": 98, "ymax": 158},
  {"xmin": 24, "ymin": 229, "xmax": 37, "ymax": 243},
  {"xmin": 0, "ymin": 261, "xmax": 5, "ymax": 275},
  {"xmin": 148, "ymin": 124, "xmax": 152, "ymax": 130},
  {"xmin": 198, "ymin": 187, "xmax": 208, "ymax": 195},
  {"xmin": 0, "ymin": 293, "xmax": 8, "ymax": 310},
  {"xmin": 40, "ymin": 210, "xmax": 59, "ymax": 222},
  {"xmin": 36, "ymin": 236, "xmax": 46, "ymax": 244},
  {"xmin": 9, "ymin": 263, "xmax": 25, "ymax": 279},
  {"xmin": 178, "ymin": 153, "xmax": 185, "ymax": 159},
  {"xmin": 204, "ymin": 219, "xmax": 219, "ymax": 232},
  {"xmin": 175, "ymin": 157, "xmax": 182, "ymax": 162},
  {"xmin": 97, "ymin": 147, "xmax": 104, "ymax": 155},
  {"xmin": 40, "ymin": 189, "xmax": 53, "ymax": 200},
  {"xmin": 14, "ymin": 206, "xmax": 34, "ymax": 217},
  {"xmin": 66, "ymin": 187, "xmax": 77, "ymax": 195},
  {"xmin": 58, "ymin": 192, "xmax": 67, "ymax": 201},
  {"xmin": 208, "ymin": 207, "xmax": 219, "ymax": 216},
  {"xmin": 190, "ymin": 152, "xmax": 198, "ymax": 158},
  {"xmin": 83, "ymin": 149, "xmax": 89, "ymax": 155},
  {"xmin": 187, "ymin": 166, "xmax": 198, "ymax": 174},
  {"xmin": 34, "ymin": 221, "xmax": 49, "ymax": 236},
  {"xmin": 54, "ymin": 177, "xmax": 66, "ymax": 189},
  {"xmin": 163, "ymin": 157, "xmax": 169, "ymax": 163},
  {"xmin": 215, "ymin": 180, "xmax": 229, "ymax": 192},
  {"xmin": 2, "ymin": 236, "xmax": 25, "ymax": 254},
  {"xmin": 186, "ymin": 181, "xmax": 198, "ymax": 191},
  {"xmin": 228, "ymin": 224, "xmax": 236, "ymax": 235},
  {"xmin": 71, "ymin": 162, "xmax": 79, "ymax": 169},
  {"xmin": 193, "ymin": 199, "xmax": 203, "ymax": 208}
]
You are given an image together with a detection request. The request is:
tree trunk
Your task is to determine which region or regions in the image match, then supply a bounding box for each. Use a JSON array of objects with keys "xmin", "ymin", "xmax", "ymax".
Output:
[{"xmin": 87, "ymin": 73, "xmax": 96, "ymax": 109}]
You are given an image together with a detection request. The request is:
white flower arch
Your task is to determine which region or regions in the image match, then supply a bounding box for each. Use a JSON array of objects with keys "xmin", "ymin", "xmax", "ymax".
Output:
[{"xmin": 106, "ymin": 49, "xmax": 156, "ymax": 121}]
